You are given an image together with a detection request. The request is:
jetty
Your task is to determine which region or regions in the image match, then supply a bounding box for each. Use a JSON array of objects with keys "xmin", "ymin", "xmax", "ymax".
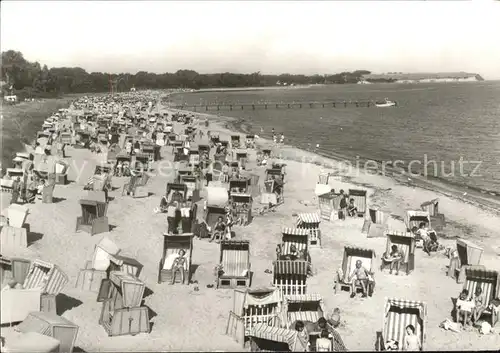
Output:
[{"xmin": 167, "ymin": 100, "xmax": 393, "ymax": 111}]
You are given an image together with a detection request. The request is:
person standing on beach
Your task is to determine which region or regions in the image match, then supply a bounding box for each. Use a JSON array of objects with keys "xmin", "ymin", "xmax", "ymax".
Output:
[
  {"xmin": 10, "ymin": 177, "xmax": 21, "ymax": 204},
  {"xmin": 339, "ymin": 192, "xmax": 347, "ymax": 221},
  {"xmin": 280, "ymin": 133, "xmax": 285, "ymax": 145}
]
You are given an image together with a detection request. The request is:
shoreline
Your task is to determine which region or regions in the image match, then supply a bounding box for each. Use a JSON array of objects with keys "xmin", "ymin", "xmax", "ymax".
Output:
[{"xmin": 167, "ymin": 105, "xmax": 500, "ymax": 252}]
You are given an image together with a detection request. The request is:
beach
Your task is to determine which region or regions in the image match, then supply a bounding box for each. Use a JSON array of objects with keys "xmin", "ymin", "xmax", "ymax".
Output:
[{"xmin": 1, "ymin": 97, "xmax": 499, "ymax": 351}]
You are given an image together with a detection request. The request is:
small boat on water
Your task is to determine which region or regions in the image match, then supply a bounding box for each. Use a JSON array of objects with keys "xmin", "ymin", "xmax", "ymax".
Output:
[{"xmin": 375, "ymin": 98, "xmax": 396, "ymax": 107}]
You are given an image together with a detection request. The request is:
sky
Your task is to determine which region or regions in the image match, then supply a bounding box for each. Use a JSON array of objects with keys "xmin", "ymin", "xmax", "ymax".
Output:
[{"xmin": 2, "ymin": 1, "xmax": 500, "ymax": 79}]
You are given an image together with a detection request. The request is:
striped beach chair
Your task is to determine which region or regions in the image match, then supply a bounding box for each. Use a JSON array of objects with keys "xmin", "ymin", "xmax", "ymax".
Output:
[
  {"xmin": 296, "ymin": 213, "xmax": 321, "ymax": 248},
  {"xmin": 348, "ymin": 189, "xmax": 367, "ymax": 217},
  {"xmin": 280, "ymin": 228, "xmax": 309, "ymax": 258},
  {"xmin": 462, "ymin": 268, "xmax": 500, "ymax": 326},
  {"xmin": 226, "ymin": 287, "xmax": 284, "ymax": 346},
  {"xmin": 334, "ymin": 246, "xmax": 376, "ymax": 295},
  {"xmin": 282, "ymin": 293, "xmax": 324, "ymax": 328},
  {"xmin": 404, "ymin": 210, "xmax": 431, "ymax": 231},
  {"xmin": 249, "ymin": 324, "xmax": 307, "ymax": 352},
  {"xmin": 23, "ymin": 259, "xmax": 68, "ymax": 296},
  {"xmin": 381, "ymin": 298, "xmax": 427, "ymax": 351},
  {"xmin": 380, "ymin": 231, "xmax": 416, "ymax": 275},
  {"xmin": 273, "ymin": 260, "xmax": 308, "ymax": 296},
  {"xmin": 217, "ymin": 240, "xmax": 251, "ymax": 289}
]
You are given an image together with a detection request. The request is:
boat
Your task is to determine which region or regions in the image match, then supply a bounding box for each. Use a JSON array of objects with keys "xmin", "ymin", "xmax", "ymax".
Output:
[{"xmin": 375, "ymin": 98, "xmax": 396, "ymax": 107}]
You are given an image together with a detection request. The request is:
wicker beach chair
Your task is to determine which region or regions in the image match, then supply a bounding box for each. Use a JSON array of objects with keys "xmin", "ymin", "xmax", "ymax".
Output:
[
  {"xmin": 296, "ymin": 213, "xmax": 322, "ymax": 248},
  {"xmin": 404, "ymin": 210, "xmax": 431, "ymax": 231},
  {"xmin": 158, "ymin": 233, "xmax": 194, "ymax": 285},
  {"xmin": 217, "ymin": 240, "xmax": 251, "ymax": 289},
  {"xmin": 226, "ymin": 287, "xmax": 284, "ymax": 346},
  {"xmin": 75, "ymin": 191, "xmax": 109, "ymax": 236},
  {"xmin": 348, "ymin": 189, "xmax": 367, "ymax": 217},
  {"xmin": 334, "ymin": 246, "xmax": 376, "ymax": 295},
  {"xmin": 461, "ymin": 268, "xmax": 499, "ymax": 326},
  {"xmin": 282, "ymin": 293, "xmax": 325, "ymax": 329},
  {"xmin": 249, "ymin": 324, "xmax": 307, "ymax": 352},
  {"xmin": 273, "ymin": 260, "xmax": 308, "ymax": 296},
  {"xmin": 380, "ymin": 231, "xmax": 416, "ymax": 275},
  {"xmin": 378, "ymin": 298, "xmax": 427, "ymax": 351}
]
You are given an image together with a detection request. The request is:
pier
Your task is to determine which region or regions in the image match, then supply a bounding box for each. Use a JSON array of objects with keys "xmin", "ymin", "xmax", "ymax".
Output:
[{"xmin": 168, "ymin": 100, "xmax": 394, "ymax": 111}]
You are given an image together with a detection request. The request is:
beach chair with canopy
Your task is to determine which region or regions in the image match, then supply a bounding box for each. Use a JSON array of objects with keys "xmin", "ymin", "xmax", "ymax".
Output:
[
  {"xmin": 76, "ymin": 237, "xmax": 119, "ymax": 292},
  {"xmin": 380, "ymin": 231, "xmax": 416, "ymax": 275},
  {"xmin": 97, "ymin": 271, "xmax": 150, "ymax": 336},
  {"xmin": 318, "ymin": 192, "xmax": 341, "ymax": 221},
  {"xmin": 75, "ymin": 191, "xmax": 109, "ymax": 236},
  {"xmin": 245, "ymin": 134, "xmax": 255, "ymax": 148},
  {"xmin": 0, "ymin": 204, "xmax": 29, "ymax": 249},
  {"xmin": 198, "ymin": 143, "xmax": 210, "ymax": 154},
  {"xmin": 249, "ymin": 324, "xmax": 307, "ymax": 352},
  {"xmin": 282, "ymin": 294, "xmax": 325, "ymax": 329},
  {"xmin": 217, "ymin": 240, "xmax": 251, "ymax": 289},
  {"xmin": 1, "ymin": 179, "xmax": 14, "ymax": 206},
  {"xmin": 273, "ymin": 260, "xmax": 308, "ymax": 296},
  {"xmin": 460, "ymin": 268, "xmax": 499, "ymax": 326},
  {"xmin": 114, "ymin": 152, "xmax": 131, "ymax": 176},
  {"xmin": 456, "ymin": 238, "xmax": 483, "ymax": 268},
  {"xmin": 421, "ymin": 198, "xmax": 445, "ymax": 231},
  {"xmin": 230, "ymin": 135, "xmax": 241, "ymax": 149},
  {"xmin": 180, "ymin": 175, "xmax": 201, "ymax": 202},
  {"xmin": 226, "ymin": 287, "xmax": 284, "ymax": 346},
  {"xmin": 22, "ymin": 259, "xmax": 68, "ymax": 296},
  {"xmin": 296, "ymin": 213, "xmax": 322, "ymax": 248},
  {"xmin": 230, "ymin": 193, "xmax": 253, "ymax": 226},
  {"xmin": 141, "ymin": 141, "xmax": 155, "ymax": 161},
  {"xmin": 233, "ymin": 149, "xmax": 248, "ymax": 169},
  {"xmin": 16, "ymin": 311, "xmax": 79, "ymax": 353},
  {"xmin": 334, "ymin": 246, "xmax": 376, "ymax": 295},
  {"xmin": 166, "ymin": 183, "xmax": 188, "ymax": 203},
  {"xmin": 378, "ymin": 298, "xmax": 427, "ymax": 351},
  {"xmin": 229, "ymin": 178, "xmax": 251, "ymax": 195},
  {"xmin": 279, "ymin": 228, "xmax": 309, "ymax": 262},
  {"xmin": 262, "ymin": 148, "xmax": 272, "ymax": 159},
  {"xmin": 188, "ymin": 149, "xmax": 200, "ymax": 166},
  {"xmin": 348, "ymin": 189, "xmax": 367, "ymax": 217},
  {"xmin": 205, "ymin": 186, "xmax": 229, "ymax": 238},
  {"xmin": 405, "ymin": 210, "xmax": 431, "ymax": 231},
  {"xmin": 158, "ymin": 234, "xmax": 194, "ymax": 284},
  {"xmin": 133, "ymin": 152, "xmax": 150, "ymax": 171},
  {"xmin": 266, "ymin": 167, "xmax": 285, "ymax": 182},
  {"xmin": 176, "ymin": 167, "xmax": 193, "ymax": 182},
  {"xmin": 318, "ymin": 172, "xmax": 330, "ymax": 185}
]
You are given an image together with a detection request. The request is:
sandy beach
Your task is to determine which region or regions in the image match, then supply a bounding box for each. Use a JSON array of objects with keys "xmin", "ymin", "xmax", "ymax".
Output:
[{"xmin": 1, "ymin": 97, "xmax": 499, "ymax": 352}]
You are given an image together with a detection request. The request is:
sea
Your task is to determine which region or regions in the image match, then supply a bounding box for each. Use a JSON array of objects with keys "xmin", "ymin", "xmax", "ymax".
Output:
[{"xmin": 167, "ymin": 82, "xmax": 500, "ymax": 208}]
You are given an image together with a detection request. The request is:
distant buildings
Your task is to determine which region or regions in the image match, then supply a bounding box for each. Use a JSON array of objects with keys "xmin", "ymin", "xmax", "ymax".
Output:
[{"xmin": 362, "ymin": 72, "xmax": 484, "ymax": 83}]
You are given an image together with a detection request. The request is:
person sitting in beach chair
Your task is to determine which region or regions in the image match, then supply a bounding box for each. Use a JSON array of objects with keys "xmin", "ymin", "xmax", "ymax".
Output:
[
  {"xmin": 403, "ymin": 324, "xmax": 421, "ymax": 352},
  {"xmin": 316, "ymin": 329, "xmax": 332, "ymax": 352},
  {"xmin": 294, "ymin": 321, "xmax": 310, "ymax": 350},
  {"xmin": 209, "ymin": 216, "xmax": 226, "ymax": 243},
  {"xmin": 455, "ymin": 288, "xmax": 474, "ymax": 327},
  {"xmin": 348, "ymin": 260, "xmax": 372, "ymax": 298},
  {"xmin": 471, "ymin": 286, "xmax": 487, "ymax": 324},
  {"xmin": 171, "ymin": 249, "xmax": 187, "ymax": 285},
  {"xmin": 116, "ymin": 161, "xmax": 123, "ymax": 177},
  {"xmin": 382, "ymin": 245, "xmax": 403, "ymax": 275},
  {"xmin": 347, "ymin": 198, "xmax": 358, "ymax": 217}
]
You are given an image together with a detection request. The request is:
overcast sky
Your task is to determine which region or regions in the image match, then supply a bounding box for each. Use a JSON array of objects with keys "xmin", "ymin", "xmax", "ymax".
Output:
[{"xmin": 2, "ymin": 1, "xmax": 500, "ymax": 79}]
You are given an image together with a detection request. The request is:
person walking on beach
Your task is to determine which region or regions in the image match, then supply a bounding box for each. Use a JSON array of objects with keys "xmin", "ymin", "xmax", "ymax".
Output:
[{"xmin": 280, "ymin": 133, "xmax": 285, "ymax": 145}]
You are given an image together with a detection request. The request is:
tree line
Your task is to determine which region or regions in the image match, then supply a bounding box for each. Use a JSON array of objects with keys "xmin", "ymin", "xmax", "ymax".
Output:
[{"xmin": 1, "ymin": 50, "xmax": 371, "ymax": 99}]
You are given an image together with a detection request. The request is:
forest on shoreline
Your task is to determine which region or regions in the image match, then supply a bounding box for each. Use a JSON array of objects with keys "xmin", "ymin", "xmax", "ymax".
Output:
[{"xmin": 1, "ymin": 50, "xmax": 371, "ymax": 100}]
